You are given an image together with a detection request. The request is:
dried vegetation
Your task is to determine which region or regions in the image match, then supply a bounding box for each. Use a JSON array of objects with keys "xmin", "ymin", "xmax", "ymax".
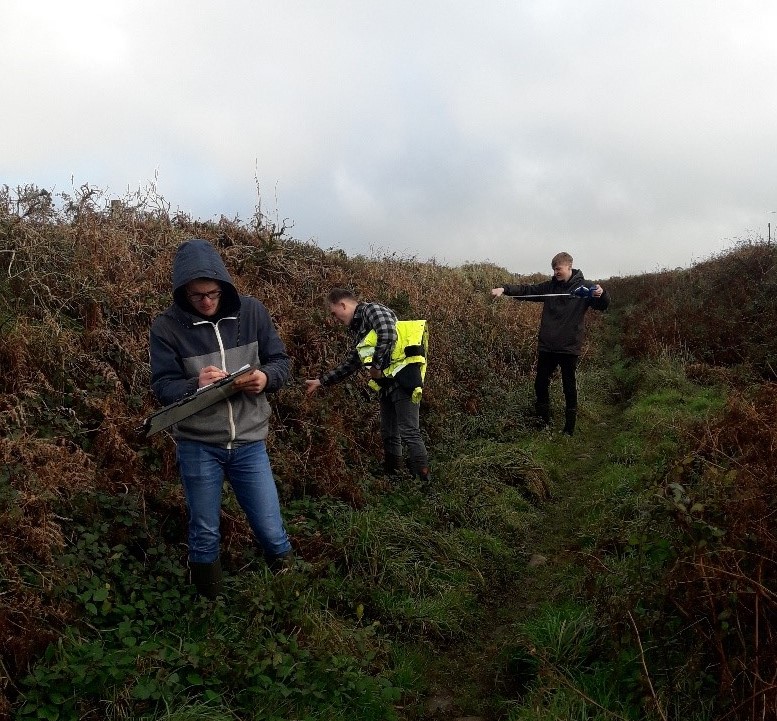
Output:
[
  {"xmin": 0, "ymin": 183, "xmax": 551, "ymax": 713},
  {"xmin": 608, "ymin": 243, "xmax": 777, "ymax": 718}
]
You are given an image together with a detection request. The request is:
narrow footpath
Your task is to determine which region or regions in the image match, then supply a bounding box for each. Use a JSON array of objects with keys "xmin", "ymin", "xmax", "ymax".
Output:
[{"xmin": 416, "ymin": 403, "xmax": 623, "ymax": 721}]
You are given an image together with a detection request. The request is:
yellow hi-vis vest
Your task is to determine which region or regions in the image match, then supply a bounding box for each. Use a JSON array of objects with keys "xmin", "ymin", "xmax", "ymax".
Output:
[{"xmin": 356, "ymin": 319, "xmax": 428, "ymax": 403}]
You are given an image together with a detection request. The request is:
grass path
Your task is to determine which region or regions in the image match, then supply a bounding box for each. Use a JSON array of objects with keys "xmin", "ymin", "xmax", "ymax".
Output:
[
  {"xmin": 413, "ymin": 399, "xmax": 628, "ymax": 720},
  {"xmin": 408, "ymin": 351, "xmax": 726, "ymax": 721}
]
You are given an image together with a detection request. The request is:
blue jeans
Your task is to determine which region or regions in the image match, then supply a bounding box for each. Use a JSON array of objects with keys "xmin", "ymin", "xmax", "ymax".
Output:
[
  {"xmin": 176, "ymin": 440, "xmax": 291, "ymax": 564},
  {"xmin": 379, "ymin": 384, "xmax": 429, "ymax": 474}
]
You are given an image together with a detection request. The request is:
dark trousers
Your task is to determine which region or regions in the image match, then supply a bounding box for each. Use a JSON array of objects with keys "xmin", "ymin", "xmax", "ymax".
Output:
[
  {"xmin": 379, "ymin": 383, "xmax": 429, "ymax": 474},
  {"xmin": 534, "ymin": 351, "xmax": 579, "ymax": 410}
]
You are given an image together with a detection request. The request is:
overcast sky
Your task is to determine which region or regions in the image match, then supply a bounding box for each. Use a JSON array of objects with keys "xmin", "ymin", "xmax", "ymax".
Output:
[{"xmin": 2, "ymin": 1, "xmax": 775, "ymax": 279}]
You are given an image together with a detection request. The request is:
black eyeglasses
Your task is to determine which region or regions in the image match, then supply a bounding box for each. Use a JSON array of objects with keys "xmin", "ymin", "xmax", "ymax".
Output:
[{"xmin": 187, "ymin": 289, "xmax": 222, "ymax": 303}]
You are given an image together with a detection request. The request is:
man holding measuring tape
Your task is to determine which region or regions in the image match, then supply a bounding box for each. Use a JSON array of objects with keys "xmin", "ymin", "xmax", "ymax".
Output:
[{"xmin": 491, "ymin": 251, "xmax": 609, "ymax": 436}]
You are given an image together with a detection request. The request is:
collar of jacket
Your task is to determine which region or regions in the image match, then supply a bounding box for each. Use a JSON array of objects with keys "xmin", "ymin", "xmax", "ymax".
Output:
[
  {"xmin": 553, "ymin": 268, "xmax": 583, "ymax": 288},
  {"xmin": 349, "ymin": 302, "xmax": 366, "ymax": 332}
]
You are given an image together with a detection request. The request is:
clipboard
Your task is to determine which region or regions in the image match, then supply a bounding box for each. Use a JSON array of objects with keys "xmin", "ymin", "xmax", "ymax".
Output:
[{"xmin": 137, "ymin": 364, "xmax": 253, "ymax": 438}]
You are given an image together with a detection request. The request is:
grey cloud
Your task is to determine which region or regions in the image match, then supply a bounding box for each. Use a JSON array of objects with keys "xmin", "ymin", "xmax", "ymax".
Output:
[{"xmin": 2, "ymin": 1, "xmax": 776, "ymax": 279}]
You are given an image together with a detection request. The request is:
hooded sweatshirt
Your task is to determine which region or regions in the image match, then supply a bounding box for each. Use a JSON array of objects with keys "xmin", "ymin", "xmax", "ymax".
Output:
[
  {"xmin": 149, "ymin": 238, "xmax": 290, "ymax": 445},
  {"xmin": 502, "ymin": 269, "xmax": 609, "ymax": 355}
]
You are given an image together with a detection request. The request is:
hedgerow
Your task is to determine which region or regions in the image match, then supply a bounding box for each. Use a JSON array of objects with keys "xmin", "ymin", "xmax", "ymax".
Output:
[
  {"xmin": 0, "ymin": 183, "xmax": 559, "ymax": 717},
  {"xmin": 605, "ymin": 243, "xmax": 777, "ymax": 718}
]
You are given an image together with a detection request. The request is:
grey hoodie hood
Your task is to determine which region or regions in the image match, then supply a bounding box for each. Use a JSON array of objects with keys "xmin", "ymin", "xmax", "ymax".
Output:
[{"xmin": 171, "ymin": 238, "xmax": 240, "ymax": 316}]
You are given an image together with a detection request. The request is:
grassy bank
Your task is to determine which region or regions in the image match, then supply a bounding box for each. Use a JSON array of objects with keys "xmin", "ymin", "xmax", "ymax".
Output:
[
  {"xmin": 11, "ymin": 347, "xmax": 731, "ymax": 721},
  {"xmin": 398, "ymin": 348, "xmax": 729, "ymax": 720}
]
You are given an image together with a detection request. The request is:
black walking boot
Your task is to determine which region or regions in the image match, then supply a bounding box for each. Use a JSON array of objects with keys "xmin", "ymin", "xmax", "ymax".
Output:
[
  {"xmin": 383, "ymin": 453, "xmax": 404, "ymax": 476},
  {"xmin": 190, "ymin": 559, "xmax": 223, "ymax": 600},
  {"xmin": 267, "ymin": 550, "xmax": 296, "ymax": 574},
  {"xmin": 562, "ymin": 407, "xmax": 577, "ymax": 436},
  {"xmin": 535, "ymin": 402, "xmax": 551, "ymax": 428}
]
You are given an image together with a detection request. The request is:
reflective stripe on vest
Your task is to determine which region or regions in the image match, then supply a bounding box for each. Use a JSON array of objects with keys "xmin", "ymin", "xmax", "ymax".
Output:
[{"xmin": 357, "ymin": 319, "xmax": 428, "ymax": 401}]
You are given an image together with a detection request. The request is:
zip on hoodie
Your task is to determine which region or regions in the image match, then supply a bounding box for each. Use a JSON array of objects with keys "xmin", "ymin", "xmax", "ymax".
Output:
[{"xmin": 193, "ymin": 315, "xmax": 239, "ymax": 448}]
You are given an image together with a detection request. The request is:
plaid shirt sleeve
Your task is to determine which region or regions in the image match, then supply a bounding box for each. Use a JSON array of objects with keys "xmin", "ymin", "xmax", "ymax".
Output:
[
  {"xmin": 363, "ymin": 302, "xmax": 398, "ymax": 371},
  {"xmin": 320, "ymin": 348, "xmax": 362, "ymax": 386},
  {"xmin": 320, "ymin": 302, "xmax": 397, "ymax": 386}
]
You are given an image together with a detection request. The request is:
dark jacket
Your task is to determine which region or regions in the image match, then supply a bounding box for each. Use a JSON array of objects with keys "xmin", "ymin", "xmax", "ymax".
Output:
[
  {"xmin": 150, "ymin": 239, "xmax": 290, "ymax": 446},
  {"xmin": 502, "ymin": 269, "xmax": 609, "ymax": 355}
]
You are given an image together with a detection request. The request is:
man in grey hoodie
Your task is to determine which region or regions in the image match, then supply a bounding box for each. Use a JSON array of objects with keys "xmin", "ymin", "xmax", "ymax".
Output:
[
  {"xmin": 150, "ymin": 239, "xmax": 293, "ymax": 598},
  {"xmin": 491, "ymin": 251, "xmax": 609, "ymax": 435}
]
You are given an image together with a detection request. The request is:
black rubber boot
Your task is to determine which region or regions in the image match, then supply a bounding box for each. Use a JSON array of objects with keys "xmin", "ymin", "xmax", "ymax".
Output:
[
  {"xmin": 190, "ymin": 559, "xmax": 223, "ymax": 600},
  {"xmin": 383, "ymin": 454, "xmax": 404, "ymax": 476},
  {"xmin": 418, "ymin": 466, "xmax": 432, "ymax": 486},
  {"xmin": 535, "ymin": 402, "xmax": 551, "ymax": 427},
  {"xmin": 563, "ymin": 407, "xmax": 577, "ymax": 436},
  {"xmin": 267, "ymin": 550, "xmax": 296, "ymax": 574}
]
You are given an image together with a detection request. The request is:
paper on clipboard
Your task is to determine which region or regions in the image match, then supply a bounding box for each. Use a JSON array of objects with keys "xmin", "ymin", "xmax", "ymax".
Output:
[{"xmin": 137, "ymin": 364, "xmax": 253, "ymax": 438}]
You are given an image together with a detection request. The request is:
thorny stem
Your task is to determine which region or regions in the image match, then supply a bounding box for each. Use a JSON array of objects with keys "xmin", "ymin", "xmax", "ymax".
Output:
[{"xmin": 628, "ymin": 610, "xmax": 668, "ymax": 721}]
